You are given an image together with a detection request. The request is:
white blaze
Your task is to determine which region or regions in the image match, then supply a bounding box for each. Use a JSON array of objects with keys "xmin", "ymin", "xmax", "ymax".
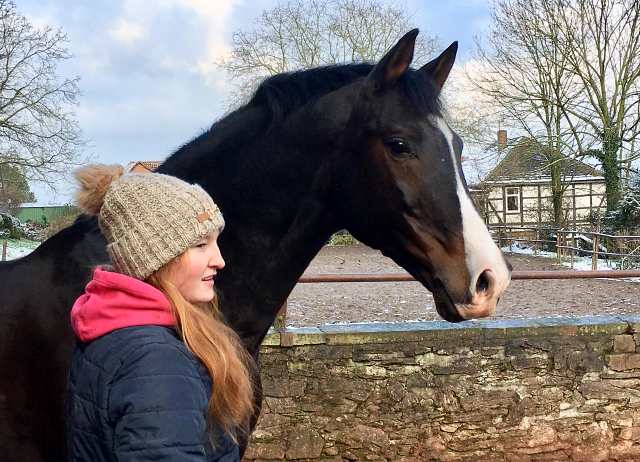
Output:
[{"xmin": 430, "ymin": 116, "xmax": 506, "ymax": 295}]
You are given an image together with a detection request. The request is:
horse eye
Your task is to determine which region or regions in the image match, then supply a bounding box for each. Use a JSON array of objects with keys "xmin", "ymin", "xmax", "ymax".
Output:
[{"xmin": 386, "ymin": 139, "xmax": 411, "ymax": 157}]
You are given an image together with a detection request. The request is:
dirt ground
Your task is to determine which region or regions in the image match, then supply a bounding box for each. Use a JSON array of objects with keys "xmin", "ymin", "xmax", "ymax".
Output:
[{"xmin": 285, "ymin": 244, "xmax": 639, "ymax": 327}]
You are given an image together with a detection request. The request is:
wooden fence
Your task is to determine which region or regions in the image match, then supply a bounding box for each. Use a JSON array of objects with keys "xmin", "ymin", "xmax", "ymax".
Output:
[{"xmin": 487, "ymin": 224, "xmax": 640, "ymax": 270}]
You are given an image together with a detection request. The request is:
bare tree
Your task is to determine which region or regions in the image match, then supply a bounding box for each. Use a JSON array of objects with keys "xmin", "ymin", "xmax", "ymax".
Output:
[
  {"xmin": 0, "ymin": 0, "xmax": 87, "ymax": 189},
  {"xmin": 465, "ymin": 0, "xmax": 594, "ymax": 225},
  {"xmin": 468, "ymin": 0, "xmax": 640, "ymax": 214},
  {"xmin": 441, "ymin": 78, "xmax": 496, "ymax": 153},
  {"xmin": 554, "ymin": 0, "xmax": 640, "ymax": 211},
  {"xmin": 217, "ymin": 0, "xmax": 441, "ymax": 107}
]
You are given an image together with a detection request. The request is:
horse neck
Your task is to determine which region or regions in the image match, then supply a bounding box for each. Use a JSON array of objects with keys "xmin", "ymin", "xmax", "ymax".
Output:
[{"xmin": 205, "ymin": 110, "xmax": 345, "ymax": 352}]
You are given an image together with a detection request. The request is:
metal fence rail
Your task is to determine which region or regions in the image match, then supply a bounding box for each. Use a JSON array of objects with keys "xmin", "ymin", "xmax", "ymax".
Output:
[{"xmin": 298, "ymin": 270, "xmax": 640, "ymax": 282}]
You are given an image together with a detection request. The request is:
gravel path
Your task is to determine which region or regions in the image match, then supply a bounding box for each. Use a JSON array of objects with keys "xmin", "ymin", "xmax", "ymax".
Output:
[{"xmin": 285, "ymin": 244, "xmax": 639, "ymax": 327}]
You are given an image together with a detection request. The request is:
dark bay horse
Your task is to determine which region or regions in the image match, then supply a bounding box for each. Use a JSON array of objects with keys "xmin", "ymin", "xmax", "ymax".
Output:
[{"xmin": 0, "ymin": 30, "xmax": 510, "ymax": 462}]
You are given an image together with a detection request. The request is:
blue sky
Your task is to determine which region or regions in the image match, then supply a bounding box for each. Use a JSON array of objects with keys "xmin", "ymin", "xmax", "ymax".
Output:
[{"xmin": 17, "ymin": 0, "xmax": 492, "ymax": 204}]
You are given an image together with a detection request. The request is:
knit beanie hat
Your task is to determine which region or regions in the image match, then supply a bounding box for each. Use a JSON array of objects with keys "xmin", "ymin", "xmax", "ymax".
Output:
[{"xmin": 75, "ymin": 164, "xmax": 224, "ymax": 281}]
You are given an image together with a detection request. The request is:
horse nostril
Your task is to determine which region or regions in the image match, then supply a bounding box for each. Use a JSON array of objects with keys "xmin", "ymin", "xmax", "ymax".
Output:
[{"xmin": 476, "ymin": 270, "xmax": 491, "ymax": 294}]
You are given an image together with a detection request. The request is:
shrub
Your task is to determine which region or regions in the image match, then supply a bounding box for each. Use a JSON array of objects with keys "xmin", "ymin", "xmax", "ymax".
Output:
[
  {"xmin": 602, "ymin": 189, "xmax": 640, "ymax": 233},
  {"xmin": 43, "ymin": 209, "xmax": 80, "ymax": 239},
  {"xmin": 0, "ymin": 213, "xmax": 21, "ymax": 239},
  {"xmin": 327, "ymin": 231, "xmax": 358, "ymax": 245}
]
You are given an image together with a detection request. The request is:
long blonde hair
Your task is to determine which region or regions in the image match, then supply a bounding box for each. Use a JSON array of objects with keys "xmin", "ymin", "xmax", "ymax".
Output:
[{"xmin": 146, "ymin": 254, "xmax": 254, "ymax": 435}]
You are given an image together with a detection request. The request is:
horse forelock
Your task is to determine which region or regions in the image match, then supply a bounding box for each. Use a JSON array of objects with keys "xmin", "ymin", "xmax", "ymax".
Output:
[{"xmin": 396, "ymin": 69, "xmax": 443, "ymax": 117}]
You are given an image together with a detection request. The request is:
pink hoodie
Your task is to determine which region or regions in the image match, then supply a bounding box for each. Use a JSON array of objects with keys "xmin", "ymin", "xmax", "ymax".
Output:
[{"xmin": 71, "ymin": 267, "xmax": 175, "ymax": 342}]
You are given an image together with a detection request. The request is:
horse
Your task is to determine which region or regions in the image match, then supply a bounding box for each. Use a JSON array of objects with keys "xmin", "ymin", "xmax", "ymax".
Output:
[{"xmin": 0, "ymin": 30, "xmax": 510, "ymax": 462}]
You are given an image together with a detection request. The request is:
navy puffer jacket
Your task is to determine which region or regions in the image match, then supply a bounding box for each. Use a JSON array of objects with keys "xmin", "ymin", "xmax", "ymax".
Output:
[
  {"xmin": 66, "ymin": 268, "xmax": 240, "ymax": 462},
  {"xmin": 66, "ymin": 326, "xmax": 239, "ymax": 462}
]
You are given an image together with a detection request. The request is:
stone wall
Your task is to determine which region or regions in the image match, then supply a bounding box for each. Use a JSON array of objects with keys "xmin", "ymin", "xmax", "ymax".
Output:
[{"xmin": 244, "ymin": 316, "xmax": 640, "ymax": 462}]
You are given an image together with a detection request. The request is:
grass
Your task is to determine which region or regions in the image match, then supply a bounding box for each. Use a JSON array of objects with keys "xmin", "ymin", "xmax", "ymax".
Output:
[{"xmin": 1, "ymin": 238, "xmax": 40, "ymax": 261}]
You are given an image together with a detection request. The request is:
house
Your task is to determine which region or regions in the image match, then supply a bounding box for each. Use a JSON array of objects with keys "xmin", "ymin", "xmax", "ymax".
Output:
[
  {"xmin": 124, "ymin": 161, "xmax": 163, "ymax": 173},
  {"xmin": 473, "ymin": 137, "xmax": 606, "ymax": 228}
]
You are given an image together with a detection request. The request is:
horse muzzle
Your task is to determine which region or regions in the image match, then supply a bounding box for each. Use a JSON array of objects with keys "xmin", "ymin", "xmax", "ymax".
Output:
[
  {"xmin": 427, "ymin": 256, "xmax": 512, "ymax": 323},
  {"xmin": 454, "ymin": 254, "xmax": 513, "ymax": 320}
]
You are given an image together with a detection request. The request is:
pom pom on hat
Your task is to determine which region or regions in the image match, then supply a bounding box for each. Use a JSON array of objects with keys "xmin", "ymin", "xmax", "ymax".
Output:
[
  {"xmin": 75, "ymin": 165, "xmax": 224, "ymax": 281},
  {"xmin": 75, "ymin": 164, "xmax": 124, "ymax": 214}
]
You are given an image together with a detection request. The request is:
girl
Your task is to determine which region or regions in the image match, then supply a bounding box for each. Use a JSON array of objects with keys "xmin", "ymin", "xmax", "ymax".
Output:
[{"xmin": 66, "ymin": 164, "xmax": 253, "ymax": 461}]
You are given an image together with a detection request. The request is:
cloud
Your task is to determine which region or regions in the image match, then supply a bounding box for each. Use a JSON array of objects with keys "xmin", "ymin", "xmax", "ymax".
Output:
[
  {"xmin": 169, "ymin": 0, "xmax": 244, "ymax": 86},
  {"xmin": 105, "ymin": 0, "xmax": 243, "ymax": 86},
  {"xmin": 16, "ymin": 0, "xmax": 243, "ymax": 202},
  {"xmin": 108, "ymin": 18, "xmax": 146, "ymax": 44}
]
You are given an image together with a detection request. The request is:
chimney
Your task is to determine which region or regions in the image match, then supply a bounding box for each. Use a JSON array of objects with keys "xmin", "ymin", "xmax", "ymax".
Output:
[{"xmin": 497, "ymin": 130, "xmax": 507, "ymax": 153}]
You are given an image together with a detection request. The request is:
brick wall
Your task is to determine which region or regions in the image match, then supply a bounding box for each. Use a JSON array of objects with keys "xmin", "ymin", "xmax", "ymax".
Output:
[{"xmin": 244, "ymin": 316, "xmax": 640, "ymax": 462}]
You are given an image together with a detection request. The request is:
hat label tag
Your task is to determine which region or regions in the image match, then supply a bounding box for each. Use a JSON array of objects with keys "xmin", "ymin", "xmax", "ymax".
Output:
[{"xmin": 198, "ymin": 208, "xmax": 217, "ymax": 223}]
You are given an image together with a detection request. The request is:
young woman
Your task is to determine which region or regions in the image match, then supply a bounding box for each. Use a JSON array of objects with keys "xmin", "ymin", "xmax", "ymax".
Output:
[{"xmin": 66, "ymin": 164, "xmax": 253, "ymax": 462}]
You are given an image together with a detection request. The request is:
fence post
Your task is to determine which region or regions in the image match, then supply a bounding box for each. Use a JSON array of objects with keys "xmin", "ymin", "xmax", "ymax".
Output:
[
  {"xmin": 570, "ymin": 234, "xmax": 575, "ymax": 269},
  {"xmin": 592, "ymin": 218, "xmax": 600, "ymax": 270},
  {"xmin": 274, "ymin": 300, "xmax": 287, "ymax": 330},
  {"xmin": 557, "ymin": 230, "xmax": 561, "ymax": 263},
  {"xmin": 534, "ymin": 228, "xmax": 538, "ymax": 257},
  {"xmin": 1, "ymin": 240, "xmax": 6, "ymax": 261}
]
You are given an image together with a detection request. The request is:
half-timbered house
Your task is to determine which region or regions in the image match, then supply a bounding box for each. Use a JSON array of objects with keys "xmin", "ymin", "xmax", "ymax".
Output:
[{"xmin": 473, "ymin": 138, "xmax": 606, "ymax": 228}]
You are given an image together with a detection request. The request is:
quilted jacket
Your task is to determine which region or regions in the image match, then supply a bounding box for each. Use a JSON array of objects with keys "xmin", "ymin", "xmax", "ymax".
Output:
[{"xmin": 65, "ymin": 268, "xmax": 239, "ymax": 462}]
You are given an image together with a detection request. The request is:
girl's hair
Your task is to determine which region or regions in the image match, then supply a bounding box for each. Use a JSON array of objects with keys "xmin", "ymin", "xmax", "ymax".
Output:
[{"xmin": 146, "ymin": 254, "xmax": 254, "ymax": 435}]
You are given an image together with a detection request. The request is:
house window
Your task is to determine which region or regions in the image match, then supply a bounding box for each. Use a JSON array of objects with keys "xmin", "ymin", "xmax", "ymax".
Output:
[{"xmin": 506, "ymin": 187, "xmax": 520, "ymax": 211}]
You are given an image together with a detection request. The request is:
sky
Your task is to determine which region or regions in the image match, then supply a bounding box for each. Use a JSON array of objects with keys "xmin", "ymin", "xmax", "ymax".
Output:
[{"xmin": 16, "ymin": 0, "xmax": 493, "ymax": 204}]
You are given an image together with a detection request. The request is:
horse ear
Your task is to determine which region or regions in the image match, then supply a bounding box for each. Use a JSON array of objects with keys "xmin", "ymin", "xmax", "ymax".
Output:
[
  {"xmin": 419, "ymin": 41, "xmax": 458, "ymax": 91},
  {"xmin": 365, "ymin": 29, "xmax": 419, "ymax": 88}
]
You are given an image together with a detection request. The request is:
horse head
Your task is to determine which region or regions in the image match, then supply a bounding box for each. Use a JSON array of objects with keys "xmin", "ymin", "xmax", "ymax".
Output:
[{"xmin": 331, "ymin": 30, "xmax": 511, "ymax": 322}]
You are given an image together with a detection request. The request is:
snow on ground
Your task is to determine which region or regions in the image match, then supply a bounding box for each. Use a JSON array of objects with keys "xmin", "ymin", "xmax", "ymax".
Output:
[
  {"xmin": 2, "ymin": 239, "xmax": 40, "ymax": 260},
  {"xmin": 502, "ymin": 241, "xmax": 640, "ymax": 281}
]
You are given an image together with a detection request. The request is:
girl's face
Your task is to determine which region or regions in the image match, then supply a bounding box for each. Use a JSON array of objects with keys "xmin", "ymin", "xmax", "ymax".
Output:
[{"xmin": 166, "ymin": 231, "xmax": 225, "ymax": 303}]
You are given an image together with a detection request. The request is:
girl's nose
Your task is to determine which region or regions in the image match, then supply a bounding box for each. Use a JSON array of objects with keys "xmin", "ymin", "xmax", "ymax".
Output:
[{"xmin": 210, "ymin": 244, "xmax": 225, "ymax": 269}]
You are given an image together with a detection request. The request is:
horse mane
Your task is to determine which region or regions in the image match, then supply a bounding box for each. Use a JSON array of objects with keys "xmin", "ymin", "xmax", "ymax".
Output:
[
  {"xmin": 245, "ymin": 63, "xmax": 374, "ymax": 123},
  {"xmin": 246, "ymin": 62, "xmax": 443, "ymax": 123},
  {"xmin": 161, "ymin": 62, "xmax": 442, "ymax": 174}
]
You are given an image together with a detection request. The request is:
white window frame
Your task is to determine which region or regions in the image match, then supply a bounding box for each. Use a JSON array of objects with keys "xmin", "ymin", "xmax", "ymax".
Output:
[{"xmin": 506, "ymin": 187, "xmax": 520, "ymax": 211}]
